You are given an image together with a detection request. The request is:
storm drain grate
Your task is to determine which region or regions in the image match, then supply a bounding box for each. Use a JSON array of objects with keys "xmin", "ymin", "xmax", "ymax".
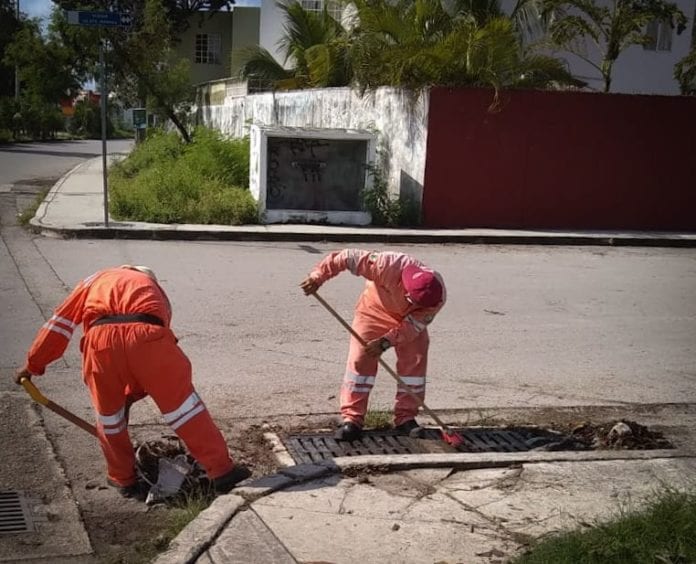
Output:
[
  {"xmin": 0, "ymin": 491, "xmax": 35, "ymax": 534},
  {"xmin": 284, "ymin": 427, "xmax": 562, "ymax": 463}
]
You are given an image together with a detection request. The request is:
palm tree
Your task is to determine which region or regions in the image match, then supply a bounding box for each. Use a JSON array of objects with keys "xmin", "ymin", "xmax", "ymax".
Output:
[
  {"xmin": 349, "ymin": 0, "xmax": 582, "ymax": 95},
  {"xmin": 540, "ymin": 0, "xmax": 687, "ymax": 92},
  {"xmin": 675, "ymin": 46, "xmax": 696, "ymax": 94},
  {"xmin": 238, "ymin": 1, "xmax": 351, "ymax": 90}
]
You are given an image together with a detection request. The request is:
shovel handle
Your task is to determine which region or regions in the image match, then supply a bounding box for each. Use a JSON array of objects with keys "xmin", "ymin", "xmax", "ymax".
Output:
[
  {"xmin": 20, "ymin": 377, "xmax": 98, "ymax": 438},
  {"xmin": 311, "ymin": 292, "xmax": 451, "ymax": 430}
]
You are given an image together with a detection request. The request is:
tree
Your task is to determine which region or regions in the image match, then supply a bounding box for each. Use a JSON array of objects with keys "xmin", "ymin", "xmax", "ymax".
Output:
[
  {"xmin": 0, "ymin": 0, "xmax": 22, "ymax": 98},
  {"xmin": 239, "ymin": 0, "xmax": 581, "ymax": 96},
  {"xmin": 52, "ymin": 0, "xmax": 235, "ymax": 142},
  {"xmin": 3, "ymin": 18, "xmax": 84, "ymax": 103},
  {"xmin": 541, "ymin": 0, "xmax": 687, "ymax": 92},
  {"xmin": 349, "ymin": 0, "xmax": 583, "ymax": 94},
  {"xmin": 674, "ymin": 46, "xmax": 696, "ymax": 94},
  {"xmin": 238, "ymin": 1, "xmax": 352, "ymax": 90}
]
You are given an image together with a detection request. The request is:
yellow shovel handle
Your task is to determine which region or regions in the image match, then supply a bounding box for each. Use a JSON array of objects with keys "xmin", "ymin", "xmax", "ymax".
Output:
[{"xmin": 20, "ymin": 377, "xmax": 49, "ymax": 406}]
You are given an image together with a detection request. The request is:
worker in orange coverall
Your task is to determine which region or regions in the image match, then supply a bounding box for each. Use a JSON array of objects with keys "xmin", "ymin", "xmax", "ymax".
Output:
[
  {"xmin": 14, "ymin": 265, "xmax": 250, "ymax": 499},
  {"xmin": 301, "ymin": 250, "xmax": 446, "ymax": 442}
]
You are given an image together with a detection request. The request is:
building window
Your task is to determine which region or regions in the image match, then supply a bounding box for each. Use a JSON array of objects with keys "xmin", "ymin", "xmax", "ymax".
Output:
[
  {"xmin": 300, "ymin": 0, "xmax": 343, "ymax": 20},
  {"xmin": 195, "ymin": 33, "xmax": 221, "ymax": 64},
  {"xmin": 644, "ymin": 19, "xmax": 673, "ymax": 51}
]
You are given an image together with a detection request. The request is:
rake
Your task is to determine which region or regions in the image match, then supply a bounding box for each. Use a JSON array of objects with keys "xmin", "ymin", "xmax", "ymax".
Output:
[{"xmin": 312, "ymin": 292, "xmax": 464, "ymax": 449}]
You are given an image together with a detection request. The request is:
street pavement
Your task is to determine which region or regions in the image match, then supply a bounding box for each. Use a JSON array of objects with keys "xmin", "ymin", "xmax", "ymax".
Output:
[{"xmin": 13, "ymin": 155, "xmax": 696, "ymax": 563}]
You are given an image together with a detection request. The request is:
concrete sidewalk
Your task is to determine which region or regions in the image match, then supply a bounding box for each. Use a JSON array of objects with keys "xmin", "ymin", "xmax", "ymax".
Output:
[
  {"xmin": 154, "ymin": 449, "xmax": 696, "ymax": 564},
  {"xmin": 30, "ymin": 155, "xmax": 696, "ymax": 247}
]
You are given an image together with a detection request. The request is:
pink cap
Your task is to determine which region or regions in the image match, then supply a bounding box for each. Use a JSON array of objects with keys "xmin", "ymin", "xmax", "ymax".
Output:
[{"xmin": 402, "ymin": 264, "xmax": 443, "ymax": 307}]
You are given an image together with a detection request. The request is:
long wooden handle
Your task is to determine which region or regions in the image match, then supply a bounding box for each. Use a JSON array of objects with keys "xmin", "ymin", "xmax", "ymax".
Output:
[
  {"xmin": 21, "ymin": 378, "xmax": 98, "ymax": 438},
  {"xmin": 312, "ymin": 292, "xmax": 451, "ymax": 429}
]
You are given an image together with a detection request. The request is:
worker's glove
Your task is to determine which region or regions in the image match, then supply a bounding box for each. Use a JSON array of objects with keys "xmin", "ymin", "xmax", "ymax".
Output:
[
  {"xmin": 299, "ymin": 276, "xmax": 322, "ymax": 295},
  {"xmin": 14, "ymin": 367, "xmax": 32, "ymax": 386}
]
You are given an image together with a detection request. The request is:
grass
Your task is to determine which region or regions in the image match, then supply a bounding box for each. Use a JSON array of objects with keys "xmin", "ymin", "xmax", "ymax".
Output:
[
  {"xmin": 18, "ymin": 187, "xmax": 50, "ymax": 226},
  {"xmin": 117, "ymin": 490, "xmax": 212, "ymax": 564},
  {"xmin": 513, "ymin": 488, "xmax": 696, "ymax": 564},
  {"xmin": 109, "ymin": 127, "xmax": 258, "ymax": 225},
  {"xmin": 364, "ymin": 407, "xmax": 393, "ymax": 430}
]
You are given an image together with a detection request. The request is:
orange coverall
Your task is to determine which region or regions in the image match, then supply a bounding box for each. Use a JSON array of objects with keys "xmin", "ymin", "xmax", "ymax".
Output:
[
  {"xmin": 309, "ymin": 250, "xmax": 446, "ymax": 427},
  {"xmin": 23, "ymin": 267, "xmax": 234, "ymax": 487}
]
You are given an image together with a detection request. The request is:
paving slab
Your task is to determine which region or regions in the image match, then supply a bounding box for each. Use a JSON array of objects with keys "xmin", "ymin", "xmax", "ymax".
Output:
[
  {"xmin": 442, "ymin": 458, "xmax": 696, "ymax": 538},
  {"xmin": 252, "ymin": 502, "xmax": 520, "ymax": 564},
  {"xmin": 198, "ymin": 509, "xmax": 296, "ymax": 564}
]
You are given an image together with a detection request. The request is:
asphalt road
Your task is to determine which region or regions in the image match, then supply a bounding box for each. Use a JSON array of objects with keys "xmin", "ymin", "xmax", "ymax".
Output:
[
  {"xmin": 0, "ymin": 139, "xmax": 133, "ymax": 187},
  {"xmin": 1, "ymin": 139, "xmax": 695, "ymax": 425},
  {"xmin": 3, "ymin": 237, "xmax": 695, "ymax": 423}
]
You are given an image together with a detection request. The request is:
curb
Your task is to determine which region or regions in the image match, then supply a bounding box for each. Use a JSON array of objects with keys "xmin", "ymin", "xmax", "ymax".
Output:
[
  {"xmin": 31, "ymin": 159, "xmax": 93, "ymax": 229},
  {"xmin": 28, "ymin": 224, "xmax": 696, "ymax": 247},
  {"xmin": 152, "ymin": 448, "xmax": 692, "ymax": 564}
]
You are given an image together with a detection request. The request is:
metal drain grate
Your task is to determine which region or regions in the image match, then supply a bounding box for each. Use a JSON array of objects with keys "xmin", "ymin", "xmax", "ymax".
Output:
[
  {"xmin": 284, "ymin": 427, "xmax": 561, "ymax": 463},
  {"xmin": 0, "ymin": 491, "xmax": 35, "ymax": 534}
]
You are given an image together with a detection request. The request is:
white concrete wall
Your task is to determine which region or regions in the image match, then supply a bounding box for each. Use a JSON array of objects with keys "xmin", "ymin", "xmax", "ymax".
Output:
[{"xmin": 195, "ymin": 87, "xmax": 430, "ymax": 201}]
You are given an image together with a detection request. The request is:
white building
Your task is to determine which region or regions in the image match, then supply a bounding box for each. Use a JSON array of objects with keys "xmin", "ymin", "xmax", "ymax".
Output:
[{"xmin": 258, "ymin": 0, "xmax": 696, "ymax": 95}]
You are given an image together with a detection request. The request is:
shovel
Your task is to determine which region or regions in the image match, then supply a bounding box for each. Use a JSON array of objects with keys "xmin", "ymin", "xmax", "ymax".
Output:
[
  {"xmin": 312, "ymin": 292, "xmax": 464, "ymax": 449},
  {"xmin": 20, "ymin": 377, "xmax": 98, "ymax": 438}
]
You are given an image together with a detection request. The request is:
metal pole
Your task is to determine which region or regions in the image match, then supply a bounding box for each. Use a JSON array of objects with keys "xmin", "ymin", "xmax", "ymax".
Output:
[
  {"xmin": 100, "ymin": 38, "xmax": 109, "ymax": 227},
  {"xmin": 14, "ymin": 0, "xmax": 20, "ymax": 100}
]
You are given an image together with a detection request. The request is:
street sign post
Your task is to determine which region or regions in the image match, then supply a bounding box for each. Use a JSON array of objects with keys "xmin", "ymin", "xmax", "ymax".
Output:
[
  {"xmin": 65, "ymin": 11, "xmax": 132, "ymax": 28},
  {"xmin": 132, "ymin": 108, "xmax": 147, "ymax": 129},
  {"xmin": 66, "ymin": 10, "xmax": 132, "ymax": 227}
]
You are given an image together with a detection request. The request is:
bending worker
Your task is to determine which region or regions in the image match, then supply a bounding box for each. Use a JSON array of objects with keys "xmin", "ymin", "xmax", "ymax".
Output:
[
  {"xmin": 301, "ymin": 249, "xmax": 446, "ymax": 442},
  {"xmin": 15, "ymin": 265, "xmax": 250, "ymax": 499}
]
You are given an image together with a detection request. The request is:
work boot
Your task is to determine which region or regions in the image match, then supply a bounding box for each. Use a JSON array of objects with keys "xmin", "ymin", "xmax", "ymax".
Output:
[
  {"xmin": 334, "ymin": 421, "xmax": 362, "ymax": 442},
  {"xmin": 107, "ymin": 478, "xmax": 149, "ymax": 501},
  {"xmin": 212, "ymin": 465, "xmax": 252, "ymax": 494},
  {"xmin": 394, "ymin": 419, "xmax": 425, "ymax": 438}
]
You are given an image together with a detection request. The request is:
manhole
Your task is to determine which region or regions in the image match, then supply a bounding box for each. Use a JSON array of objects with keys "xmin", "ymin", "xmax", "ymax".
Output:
[
  {"xmin": 283, "ymin": 427, "xmax": 563, "ymax": 464},
  {"xmin": 0, "ymin": 491, "xmax": 35, "ymax": 534}
]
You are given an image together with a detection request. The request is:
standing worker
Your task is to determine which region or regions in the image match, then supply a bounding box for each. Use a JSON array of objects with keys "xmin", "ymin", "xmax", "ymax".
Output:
[
  {"xmin": 300, "ymin": 249, "xmax": 446, "ymax": 441},
  {"xmin": 14, "ymin": 265, "xmax": 250, "ymax": 499}
]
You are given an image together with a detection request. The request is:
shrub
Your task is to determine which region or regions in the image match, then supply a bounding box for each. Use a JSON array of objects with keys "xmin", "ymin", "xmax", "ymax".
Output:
[
  {"xmin": 362, "ymin": 163, "xmax": 420, "ymax": 227},
  {"xmin": 109, "ymin": 127, "xmax": 257, "ymax": 225}
]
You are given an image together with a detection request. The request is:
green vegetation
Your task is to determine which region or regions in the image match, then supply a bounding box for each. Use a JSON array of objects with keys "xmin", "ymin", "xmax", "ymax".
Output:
[
  {"xmin": 364, "ymin": 407, "xmax": 393, "ymax": 430},
  {"xmin": 239, "ymin": 0, "xmax": 582, "ymax": 95},
  {"xmin": 675, "ymin": 46, "xmax": 696, "ymax": 95},
  {"xmin": 362, "ymin": 163, "xmax": 420, "ymax": 227},
  {"xmin": 514, "ymin": 488, "xmax": 696, "ymax": 564},
  {"xmin": 542, "ymin": 0, "xmax": 687, "ymax": 93},
  {"xmin": 18, "ymin": 187, "xmax": 50, "ymax": 226},
  {"xmin": 110, "ymin": 128, "xmax": 257, "ymax": 225}
]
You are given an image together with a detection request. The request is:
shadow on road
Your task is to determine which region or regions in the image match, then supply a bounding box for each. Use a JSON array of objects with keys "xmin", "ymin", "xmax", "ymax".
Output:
[{"xmin": 0, "ymin": 146, "xmax": 102, "ymax": 159}]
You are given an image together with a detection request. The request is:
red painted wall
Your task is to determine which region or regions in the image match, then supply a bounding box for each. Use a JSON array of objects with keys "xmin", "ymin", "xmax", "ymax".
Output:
[{"xmin": 422, "ymin": 88, "xmax": 696, "ymax": 230}]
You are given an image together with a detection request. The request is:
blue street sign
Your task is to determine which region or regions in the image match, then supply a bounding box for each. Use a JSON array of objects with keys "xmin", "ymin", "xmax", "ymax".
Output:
[{"xmin": 65, "ymin": 10, "xmax": 132, "ymax": 28}]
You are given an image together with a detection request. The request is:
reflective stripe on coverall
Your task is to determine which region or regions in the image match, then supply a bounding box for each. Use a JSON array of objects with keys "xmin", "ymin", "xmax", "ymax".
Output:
[
  {"xmin": 24, "ymin": 267, "xmax": 234, "ymax": 487},
  {"xmin": 310, "ymin": 250, "xmax": 446, "ymax": 427}
]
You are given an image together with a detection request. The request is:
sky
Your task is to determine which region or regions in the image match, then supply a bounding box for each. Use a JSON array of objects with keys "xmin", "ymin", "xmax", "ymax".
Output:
[
  {"xmin": 19, "ymin": 0, "xmax": 263, "ymax": 21},
  {"xmin": 20, "ymin": 0, "xmax": 54, "ymax": 22}
]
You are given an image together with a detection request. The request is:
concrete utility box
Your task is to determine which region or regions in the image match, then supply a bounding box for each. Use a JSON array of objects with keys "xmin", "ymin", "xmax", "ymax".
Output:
[{"xmin": 250, "ymin": 125, "xmax": 376, "ymax": 224}]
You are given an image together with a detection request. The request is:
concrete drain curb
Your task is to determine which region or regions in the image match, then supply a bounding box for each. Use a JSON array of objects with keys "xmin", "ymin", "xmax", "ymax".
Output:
[{"xmin": 152, "ymin": 447, "xmax": 689, "ymax": 564}]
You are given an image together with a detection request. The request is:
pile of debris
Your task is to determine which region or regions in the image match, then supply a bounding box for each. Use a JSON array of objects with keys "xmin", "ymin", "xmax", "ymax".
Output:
[
  {"xmin": 135, "ymin": 436, "xmax": 209, "ymax": 505},
  {"xmin": 569, "ymin": 420, "xmax": 673, "ymax": 450}
]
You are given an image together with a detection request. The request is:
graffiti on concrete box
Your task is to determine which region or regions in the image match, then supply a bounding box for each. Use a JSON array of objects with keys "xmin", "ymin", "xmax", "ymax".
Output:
[{"xmin": 266, "ymin": 137, "xmax": 367, "ymax": 211}]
